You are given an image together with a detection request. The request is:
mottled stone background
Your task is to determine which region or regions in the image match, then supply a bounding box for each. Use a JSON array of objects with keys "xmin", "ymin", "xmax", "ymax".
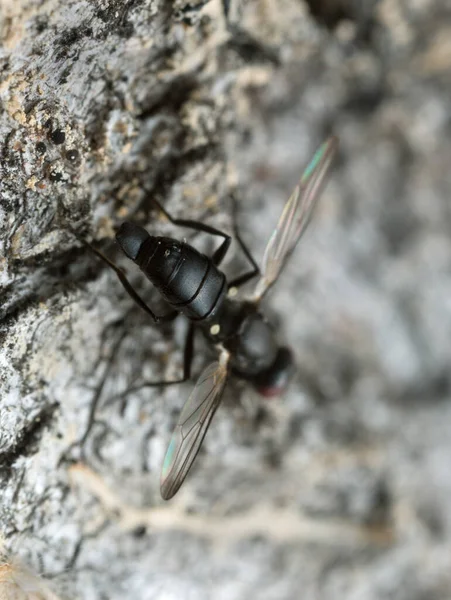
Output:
[{"xmin": 1, "ymin": 1, "xmax": 451, "ymax": 599}]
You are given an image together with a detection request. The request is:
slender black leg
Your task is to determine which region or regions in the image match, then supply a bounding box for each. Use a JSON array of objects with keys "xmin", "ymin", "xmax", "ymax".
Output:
[
  {"xmin": 81, "ymin": 239, "xmax": 178, "ymax": 323},
  {"xmin": 60, "ymin": 324, "xmax": 129, "ymax": 460},
  {"xmin": 147, "ymin": 195, "xmax": 260, "ymax": 284},
  {"xmin": 149, "ymin": 196, "xmax": 260, "ymax": 277},
  {"xmin": 106, "ymin": 324, "xmax": 196, "ymax": 413},
  {"xmin": 149, "ymin": 197, "xmax": 232, "ymax": 267},
  {"xmin": 222, "ymin": 0, "xmax": 231, "ymax": 22},
  {"xmin": 227, "ymin": 192, "xmax": 260, "ymax": 289},
  {"xmin": 135, "ymin": 322, "xmax": 195, "ymax": 388}
]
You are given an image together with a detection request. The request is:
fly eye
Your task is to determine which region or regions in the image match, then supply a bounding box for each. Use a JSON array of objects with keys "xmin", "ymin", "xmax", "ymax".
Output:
[{"xmin": 254, "ymin": 347, "xmax": 294, "ymax": 398}]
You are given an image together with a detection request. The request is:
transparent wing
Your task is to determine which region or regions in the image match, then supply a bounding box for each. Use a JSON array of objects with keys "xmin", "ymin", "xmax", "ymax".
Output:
[
  {"xmin": 252, "ymin": 136, "xmax": 338, "ymax": 301},
  {"xmin": 160, "ymin": 353, "xmax": 230, "ymax": 500}
]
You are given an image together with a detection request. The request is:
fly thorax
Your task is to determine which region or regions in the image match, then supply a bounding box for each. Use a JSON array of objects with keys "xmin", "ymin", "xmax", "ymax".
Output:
[{"xmin": 227, "ymin": 311, "xmax": 278, "ymax": 376}]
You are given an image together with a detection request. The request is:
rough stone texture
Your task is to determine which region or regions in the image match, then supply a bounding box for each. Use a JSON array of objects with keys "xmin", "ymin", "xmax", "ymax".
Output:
[{"xmin": 1, "ymin": 0, "xmax": 451, "ymax": 599}]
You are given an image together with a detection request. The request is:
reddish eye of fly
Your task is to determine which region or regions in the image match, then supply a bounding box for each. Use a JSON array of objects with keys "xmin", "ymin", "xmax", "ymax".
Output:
[{"xmin": 254, "ymin": 346, "xmax": 294, "ymax": 398}]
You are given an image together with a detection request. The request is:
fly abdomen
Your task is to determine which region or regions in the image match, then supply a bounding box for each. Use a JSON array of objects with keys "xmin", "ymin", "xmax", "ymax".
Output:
[{"xmin": 116, "ymin": 223, "xmax": 227, "ymax": 321}]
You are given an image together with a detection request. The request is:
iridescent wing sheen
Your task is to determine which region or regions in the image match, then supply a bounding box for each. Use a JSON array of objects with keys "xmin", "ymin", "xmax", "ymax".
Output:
[
  {"xmin": 160, "ymin": 353, "xmax": 230, "ymax": 500},
  {"xmin": 252, "ymin": 136, "xmax": 338, "ymax": 302}
]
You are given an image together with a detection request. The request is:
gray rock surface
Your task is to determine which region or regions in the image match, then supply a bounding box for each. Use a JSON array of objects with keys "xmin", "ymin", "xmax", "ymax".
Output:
[{"xmin": 1, "ymin": 0, "xmax": 451, "ymax": 598}]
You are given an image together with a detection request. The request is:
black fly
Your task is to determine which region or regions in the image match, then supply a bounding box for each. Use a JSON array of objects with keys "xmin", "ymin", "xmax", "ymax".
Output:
[{"xmin": 85, "ymin": 136, "xmax": 338, "ymax": 499}]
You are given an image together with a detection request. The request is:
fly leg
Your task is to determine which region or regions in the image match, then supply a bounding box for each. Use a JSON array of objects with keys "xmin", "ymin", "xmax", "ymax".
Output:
[
  {"xmin": 112, "ymin": 323, "xmax": 196, "ymax": 414},
  {"xmin": 148, "ymin": 197, "xmax": 233, "ymax": 267},
  {"xmin": 81, "ymin": 239, "xmax": 178, "ymax": 323},
  {"xmin": 127, "ymin": 323, "xmax": 196, "ymax": 390},
  {"xmin": 222, "ymin": 0, "xmax": 232, "ymax": 23},
  {"xmin": 149, "ymin": 196, "xmax": 260, "ymax": 280},
  {"xmin": 227, "ymin": 192, "xmax": 260, "ymax": 289}
]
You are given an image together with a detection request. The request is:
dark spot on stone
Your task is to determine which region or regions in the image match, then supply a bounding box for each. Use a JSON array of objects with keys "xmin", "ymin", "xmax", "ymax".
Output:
[
  {"xmin": 95, "ymin": 0, "xmax": 141, "ymax": 38},
  {"xmin": 44, "ymin": 118, "xmax": 53, "ymax": 130},
  {"xmin": 380, "ymin": 203, "xmax": 419, "ymax": 256},
  {"xmin": 226, "ymin": 25, "xmax": 280, "ymax": 65},
  {"xmin": 304, "ymin": 0, "xmax": 351, "ymax": 28},
  {"xmin": 24, "ymin": 99, "xmax": 41, "ymax": 115},
  {"xmin": 337, "ymin": 355, "xmax": 359, "ymax": 394},
  {"xmin": 54, "ymin": 23, "xmax": 94, "ymax": 61},
  {"xmin": 49, "ymin": 171, "xmax": 63, "ymax": 182},
  {"xmin": 34, "ymin": 15, "xmax": 49, "ymax": 33},
  {"xmin": 304, "ymin": 0, "xmax": 378, "ymax": 44},
  {"xmin": 58, "ymin": 27, "xmax": 81, "ymax": 47},
  {"xmin": 50, "ymin": 129, "xmax": 66, "ymax": 145},
  {"xmin": 58, "ymin": 66, "xmax": 72, "ymax": 85},
  {"xmin": 343, "ymin": 86, "xmax": 386, "ymax": 115},
  {"xmin": 417, "ymin": 499, "xmax": 445, "ymax": 539},
  {"xmin": 36, "ymin": 141, "xmax": 47, "ymax": 155},
  {"xmin": 263, "ymin": 446, "xmax": 282, "ymax": 469},
  {"xmin": 137, "ymin": 73, "xmax": 198, "ymax": 119},
  {"xmin": 367, "ymin": 479, "xmax": 392, "ymax": 526},
  {"xmin": 65, "ymin": 149, "xmax": 80, "ymax": 162},
  {"xmin": 132, "ymin": 526, "xmax": 147, "ymax": 538}
]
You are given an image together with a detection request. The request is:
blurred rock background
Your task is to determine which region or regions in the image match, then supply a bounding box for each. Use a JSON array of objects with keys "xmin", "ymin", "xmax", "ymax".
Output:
[{"xmin": 1, "ymin": 0, "xmax": 451, "ymax": 598}]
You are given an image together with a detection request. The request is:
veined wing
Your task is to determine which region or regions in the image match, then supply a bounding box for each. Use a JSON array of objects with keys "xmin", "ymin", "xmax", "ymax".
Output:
[
  {"xmin": 160, "ymin": 352, "xmax": 230, "ymax": 500},
  {"xmin": 252, "ymin": 136, "xmax": 338, "ymax": 301}
]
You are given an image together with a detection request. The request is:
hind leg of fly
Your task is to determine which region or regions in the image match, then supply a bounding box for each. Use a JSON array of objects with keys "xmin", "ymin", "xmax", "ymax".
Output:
[
  {"xmin": 149, "ymin": 197, "xmax": 233, "ymax": 266},
  {"xmin": 227, "ymin": 192, "xmax": 260, "ymax": 289},
  {"xmin": 81, "ymin": 239, "xmax": 179, "ymax": 323},
  {"xmin": 98, "ymin": 324, "xmax": 196, "ymax": 414},
  {"xmin": 134, "ymin": 322, "xmax": 196, "ymax": 389},
  {"xmin": 148, "ymin": 196, "xmax": 260, "ymax": 285},
  {"xmin": 111, "ymin": 325, "xmax": 196, "ymax": 418}
]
